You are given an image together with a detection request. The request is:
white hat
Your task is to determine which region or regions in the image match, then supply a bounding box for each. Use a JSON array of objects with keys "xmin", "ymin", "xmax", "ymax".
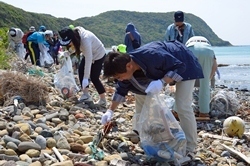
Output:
[
  {"xmin": 44, "ymin": 30, "xmax": 53, "ymax": 37},
  {"xmin": 29, "ymin": 26, "xmax": 35, "ymax": 32},
  {"xmin": 185, "ymin": 36, "xmax": 211, "ymax": 47}
]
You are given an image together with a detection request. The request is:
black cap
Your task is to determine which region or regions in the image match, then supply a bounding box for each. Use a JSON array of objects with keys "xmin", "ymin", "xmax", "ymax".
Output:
[
  {"xmin": 174, "ymin": 11, "xmax": 184, "ymax": 22},
  {"xmin": 58, "ymin": 27, "xmax": 74, "ymax": 46}
]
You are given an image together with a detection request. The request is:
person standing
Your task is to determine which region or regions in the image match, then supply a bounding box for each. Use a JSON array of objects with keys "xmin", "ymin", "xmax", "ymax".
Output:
[
  {"xmin": 101, "ymin": 40, "xmax": 204, "ymax": 157},
  {"xmin": 7, "ymin": 27, "xmax": 25, "ymax": 59},
  {"xmin": 186, "ymin": 36, "xmax": 218, "ymax": 118},
  {"xmin": 26, "ymin": 30, "xmax": 52, "ymax": 66},
  {"xmin": 124, "ymin": 23, "xmax": 141, "ymax": 52},
  {"xmin": 165, "ymin": 11, "xmax": 194, "ymax": 44},
  {"xmin": 58, "ymin": 26, "xmax": 106, "ymax": 106},
  {"xmin": 23, "ymin": 26, "xmax": 36, "ymax": 60}
]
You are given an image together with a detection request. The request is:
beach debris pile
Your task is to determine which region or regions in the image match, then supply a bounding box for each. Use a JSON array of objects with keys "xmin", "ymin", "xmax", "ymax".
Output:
[{"xmin": 0, "ymin": 71, "xmax": 49, "ymax": 107}]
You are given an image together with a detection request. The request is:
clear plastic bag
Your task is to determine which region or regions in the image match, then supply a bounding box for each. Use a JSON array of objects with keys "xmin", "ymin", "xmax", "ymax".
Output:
[
  {"xmin": 39, "ymin": 43, "xmax": 54, "ymax": 67},
  {"xmin": 15, "ymin": 43, "xmax": 25, "ymax": 59},
  {"xmin": 138, "ymin": 94, "xmax": 186, "ymax": 163},
  {"xmin": 54, "ymin": 51, "xmax": 80, "ymax": 98}
]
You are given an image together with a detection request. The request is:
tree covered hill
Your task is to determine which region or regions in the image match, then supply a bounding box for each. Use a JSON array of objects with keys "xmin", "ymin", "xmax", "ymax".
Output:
[{"xmin": 0, "ymin": 2, "xmax": 231, "ymax": 47}]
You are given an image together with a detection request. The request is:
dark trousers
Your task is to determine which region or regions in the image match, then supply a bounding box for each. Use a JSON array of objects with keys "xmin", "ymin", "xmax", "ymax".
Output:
[
  {"xmin": 78, "ymin": 55, "xmax": 106, "ymax": 94},
  {"xmin": 27, "ymin": 41, "xmax": 40, "ymax": 66}
]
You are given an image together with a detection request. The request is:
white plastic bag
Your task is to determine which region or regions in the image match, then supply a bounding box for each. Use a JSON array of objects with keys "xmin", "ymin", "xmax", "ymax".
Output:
[
  {"xmin": 138, "ymin": 94, "xmax": 186, "ymax": 163},
  {"xmin": 54, "ymin": 51, "xmax": 80, "ymax": 98},
  {"xmin": 15, "ymin": 43, "xmax": 25, "ymax": 59},
  {"xmin": 39, "ymin": 43, "xmax": 54, "ymax": 67}
]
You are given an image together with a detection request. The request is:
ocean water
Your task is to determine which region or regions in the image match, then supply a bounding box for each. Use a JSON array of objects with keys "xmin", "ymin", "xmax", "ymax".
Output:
[
  {"xmin": 106, "ymin": 45, "xmax": 250, "ymax": 90},
  {"xmin": 212, "ymin": 46, "xmax": 250, "ymax": 90}
]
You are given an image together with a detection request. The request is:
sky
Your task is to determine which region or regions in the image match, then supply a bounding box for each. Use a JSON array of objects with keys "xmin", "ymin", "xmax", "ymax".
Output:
[{"xmin": 1, "ymin": 0, "xmax": 250, "ymax": 45}]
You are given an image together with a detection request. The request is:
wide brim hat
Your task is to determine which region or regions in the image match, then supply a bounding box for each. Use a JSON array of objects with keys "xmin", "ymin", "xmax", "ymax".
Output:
[
  {"xmin": 186, "ymin": 36, "xmax": 211, "ymax": 47},
  {"xmin": 117, "ymin": 44, "xmax": 127, "ymax": 53},
  {"xmin": 58, "ymin": 27, "xmax": 74, "ymax": 46}
]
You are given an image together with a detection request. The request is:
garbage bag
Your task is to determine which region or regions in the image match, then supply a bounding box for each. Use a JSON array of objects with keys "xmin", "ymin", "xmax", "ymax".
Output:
[
  {"xmin": 39, "ymin": 43, "xmax": 54, "ymax": 67},
  {"xmin": 137, "ymin": 94, "xmax": 186, "ymax": 163},
  {"xmin": 54, "ymin": 51, "xmax": 79, "ymax": 98}
]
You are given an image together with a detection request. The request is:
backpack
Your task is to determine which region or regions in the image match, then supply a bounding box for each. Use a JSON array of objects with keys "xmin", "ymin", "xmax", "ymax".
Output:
[{"xmin": 22, "ymin": 31, "xmax": 34, "ymax": 45}]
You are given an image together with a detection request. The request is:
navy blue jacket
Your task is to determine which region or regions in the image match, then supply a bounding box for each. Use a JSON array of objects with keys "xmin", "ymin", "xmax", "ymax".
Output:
[
  {"xmin": 113, "ymin": 40, "xmax": 204, "ymax": 101},
  {"xmin": 124, "ymin": 23, "xmax": 141, "ymax": 52}
]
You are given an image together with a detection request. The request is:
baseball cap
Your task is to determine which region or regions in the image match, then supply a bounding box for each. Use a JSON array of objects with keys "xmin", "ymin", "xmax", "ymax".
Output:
[
  {"xmin": 174, "ymin": 11, "xmax": 184, "ymax": 22},
  {"xmin": 29, "ymin": 26, "xmax": 36, "ymax": 32},
  {"xmin": 58, "ymin": 27, "xmax": 74, "ymax": 46}
]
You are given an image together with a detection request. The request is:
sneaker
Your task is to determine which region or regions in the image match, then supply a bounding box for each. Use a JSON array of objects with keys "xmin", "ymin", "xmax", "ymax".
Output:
[
  {"xmin": 95, "ymin": 99, "xmax": 107, "ymax": 107},
  {"xmin": 78, "ymin": 93, "xmax": 91, "ymax": 102},
  {"xmin": 186, "ymin": 151, "xmax": 195, "ymax": 160}
]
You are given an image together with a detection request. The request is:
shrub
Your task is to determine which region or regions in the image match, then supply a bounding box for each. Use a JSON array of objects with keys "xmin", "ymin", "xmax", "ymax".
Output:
[{"xmin": 0, "ymin": 27, "xmax": 11, "ymax": 69}]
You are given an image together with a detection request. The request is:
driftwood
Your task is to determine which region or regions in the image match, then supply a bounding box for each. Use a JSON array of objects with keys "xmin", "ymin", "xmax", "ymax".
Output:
[
  {"xmin": 52, "ymin": 147, "xmax": 64, "ymax": 162},
  {"xmin": 222, "ymin": 144, "xmax": 250, "ymax": 164},
  {"xmin": 201, "ymin": 133, "xmax": 239, "ymax": 142}
]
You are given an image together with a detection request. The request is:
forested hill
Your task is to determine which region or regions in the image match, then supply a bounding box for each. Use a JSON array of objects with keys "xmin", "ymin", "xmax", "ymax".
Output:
[{"xmin": 0, "ymin": 2, "xmax": 231, "ymax": 46}]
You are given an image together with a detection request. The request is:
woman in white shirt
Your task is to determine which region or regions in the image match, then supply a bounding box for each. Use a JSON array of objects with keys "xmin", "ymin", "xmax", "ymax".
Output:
[{"xmin": 59, "ymin": 26, "xmax": 106, "ymax": 106}]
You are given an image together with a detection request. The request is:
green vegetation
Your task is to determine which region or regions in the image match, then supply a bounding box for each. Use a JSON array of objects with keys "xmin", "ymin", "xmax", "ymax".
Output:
[
  {"xmin": 0, "ymin": 2, "xmax": 231, "ymax": 47},
  {"xmin": 0, "ymin": 28, "xmax": 11, "ymax": 69}
]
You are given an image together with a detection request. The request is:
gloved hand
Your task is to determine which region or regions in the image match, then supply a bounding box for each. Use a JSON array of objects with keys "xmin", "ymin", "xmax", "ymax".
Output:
[
  {"xmin": 101, "ymin": 109, "xmax": 114, "ymax": 125},
  {"xmin": 82, "ymin": 78, "xmax": 89, "ymax": 89},
  {"xmin": 145, "ymin": 79, "xmax": 163, "ymax": 94}
]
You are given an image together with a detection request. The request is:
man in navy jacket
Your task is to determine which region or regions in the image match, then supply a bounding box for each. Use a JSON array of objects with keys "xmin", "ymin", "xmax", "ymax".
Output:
[{"xmin": 102, "ymin": 40, "xmax": 204, "ymax": 155}]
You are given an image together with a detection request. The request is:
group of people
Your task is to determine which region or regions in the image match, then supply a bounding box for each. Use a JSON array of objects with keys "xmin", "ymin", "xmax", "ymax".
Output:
[
  {"xmin": 7, "ymin": 11, "xmax": 219, "ymax": 163},
  {"xmin": 56, "ymin": 11, "xmax": 219, "ymax": 163},
  {"xmin": 100, "ymin": 11, "xmax": 219, "ymax": 162},
  {"xmin": 8, "ymin": 25, "xmax": 61, "ymax": 67}
]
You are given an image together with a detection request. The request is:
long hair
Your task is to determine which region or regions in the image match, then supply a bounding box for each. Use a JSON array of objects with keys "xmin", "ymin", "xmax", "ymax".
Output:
[{"xmin": 70, "ymin": 29, "xmax": 81, "ymax": 55}]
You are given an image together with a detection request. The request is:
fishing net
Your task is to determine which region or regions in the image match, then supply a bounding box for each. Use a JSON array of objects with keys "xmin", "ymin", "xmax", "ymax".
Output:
[
  {"xmin": 210, "ymin": 90, "xmax": 240, "ymax": 118},
  {"xmin": 0, "ymin": 71, "xmax": 49, "ymax": 106}
]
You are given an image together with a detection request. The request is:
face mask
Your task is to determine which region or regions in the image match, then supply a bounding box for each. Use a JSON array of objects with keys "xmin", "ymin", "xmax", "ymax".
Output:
[{"xmin": 68, "ymin": 46, "xmax": 75, "ymax": 54}]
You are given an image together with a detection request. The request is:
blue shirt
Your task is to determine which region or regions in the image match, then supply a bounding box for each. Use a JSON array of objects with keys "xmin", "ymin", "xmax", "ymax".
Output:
[
  {"xmin": 27, "ymin": 32, "xmax": 45, "ymax": 44},
  {"xmin": 165, "ymin": 22, "xmax": 194, "ymax": 44}
]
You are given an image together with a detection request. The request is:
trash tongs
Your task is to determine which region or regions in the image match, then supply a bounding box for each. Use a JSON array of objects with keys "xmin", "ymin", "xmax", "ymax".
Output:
[
  {"xmin": 90, "ymin": 121, "xmax": 117, "ymax": 160},
  {"xmin": 93, "ymin": 121, "xmax": 117, "ymax": 147}
]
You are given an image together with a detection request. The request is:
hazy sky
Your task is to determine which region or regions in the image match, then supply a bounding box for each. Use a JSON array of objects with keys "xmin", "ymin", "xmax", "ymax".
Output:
[{"xmin": 1, "ymin": 0, "xmax": 249, "ymax": 45}]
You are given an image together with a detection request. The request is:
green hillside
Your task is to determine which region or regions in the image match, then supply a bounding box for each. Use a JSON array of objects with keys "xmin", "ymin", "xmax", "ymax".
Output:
[{"xmin": 0, "ymin": 2, "xmax": 231, "ymax": 47}]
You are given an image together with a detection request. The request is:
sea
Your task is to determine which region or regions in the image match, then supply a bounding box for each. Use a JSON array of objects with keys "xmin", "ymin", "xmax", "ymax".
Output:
[
  {"xmin": 106, "ymin": 45, "xmax": 250, "ymax": 90},
  {"xmin": 212, "ymin": 46, "xmax": 250, "ymax": 90}
]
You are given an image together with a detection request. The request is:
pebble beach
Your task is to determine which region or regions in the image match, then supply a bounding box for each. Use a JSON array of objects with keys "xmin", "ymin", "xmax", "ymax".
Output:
[{"xmin": 0, "ymin": 62, "xmax": 250, "ymax": 166}]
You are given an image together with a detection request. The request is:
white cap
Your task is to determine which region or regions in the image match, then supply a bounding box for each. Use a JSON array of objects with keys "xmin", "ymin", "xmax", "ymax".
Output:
[
  {"xmin": 44, "ymin": 30, "xmax": 53, "ymax": 37},
  {"xmin": 185, "ymin": 36, "xmax": 211, "ymax": 47},
  {"xmin": 111, "ymin": 45, "xmax": 117, "ymax": 52},
  {"xmin": 29, "ymin": 26, "xmax": 35, "ymax": 32}
]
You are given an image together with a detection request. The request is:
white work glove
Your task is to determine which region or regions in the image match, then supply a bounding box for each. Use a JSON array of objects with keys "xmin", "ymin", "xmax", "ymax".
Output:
[
  {"xmin": 82, "ymin": 78, "xmax": 89, "ymax": 89},
  {"xmin": 145, "ymin": 79, "xmax": 163, "ymax": 94},
  {"xmin": 101, "ymin": 109, "xmax": 114, "ymax": 125}
]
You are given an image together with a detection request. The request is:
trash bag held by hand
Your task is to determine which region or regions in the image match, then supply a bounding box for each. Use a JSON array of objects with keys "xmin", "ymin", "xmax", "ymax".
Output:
[
  {"xmin": 39, "ymin": 43, "xmax": 54, "ymax": 67},
  {"xmin": 137, "ymin": 94, "xmax": 186, "ymax": 163},
  {"xmin": 54, "ymin": 51, "xmax": 80, "ymax": 98}
]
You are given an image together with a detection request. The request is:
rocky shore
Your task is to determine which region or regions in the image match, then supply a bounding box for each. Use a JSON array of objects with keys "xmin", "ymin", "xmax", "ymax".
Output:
[{"xmin": 0, "ymin": 63, "xmax": 250, "ymax": 166}]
